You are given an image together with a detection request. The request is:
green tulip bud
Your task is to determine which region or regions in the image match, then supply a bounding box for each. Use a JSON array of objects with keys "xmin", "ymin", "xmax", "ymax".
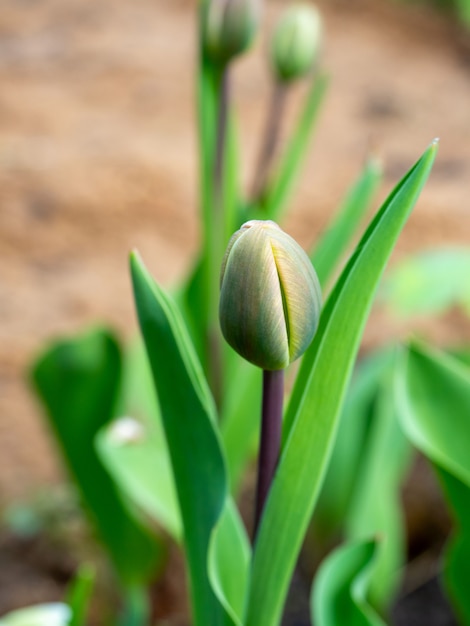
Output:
[
  {"xmin": 219, "ymin": 220, "xmax": 322, "ymax": 370},
  {"xmin": 204, "ymin": 0, "xmax": 260, "ymax": 65},
  {"xmin": 271, "ymin": 4, "xmax": 322, "ymax": 83}
]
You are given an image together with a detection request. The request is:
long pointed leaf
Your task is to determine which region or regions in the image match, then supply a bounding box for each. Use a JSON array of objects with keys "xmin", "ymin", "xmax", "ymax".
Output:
[
  {"xmin": 245, "ymin": 141, "xmax": 437, "ymax": 626},
  {"xmin": 130, "ymin": 252, "xmax": 235, "ymax": 626}
]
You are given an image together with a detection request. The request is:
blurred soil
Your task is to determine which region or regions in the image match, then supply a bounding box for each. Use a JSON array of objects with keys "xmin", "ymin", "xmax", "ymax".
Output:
[{"xmin": 1, "ymin": 0, "xmax": 470, "ymax": 622}]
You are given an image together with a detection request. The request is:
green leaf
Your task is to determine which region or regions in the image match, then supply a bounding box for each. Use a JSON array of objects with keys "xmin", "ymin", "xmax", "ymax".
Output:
[
  {"xmin": 118, "ymin": 588, "xmax": 151, "ymax": 626},
  {"xmin": 449, "ymin": 346, "xmax": 470, "ymax": 368},
  {"xmin": 179, "ymin": 257, "xmax": 208, "ymax": 371},
  {"xmin": 0, "ymin": 604, "xmax": 71, "ymax": 626},
  {"xmin": 30, "ymin": 327, "xmax": 163, "ymax": 587},
  {"xmin": 345, "ymin": 356, "xmax": 411, "ymax": 610},
  {"xmin": 130, "ymin": 251, "xmax": 237, "ymax": 626},
  {"xmin": 208, "ymin": 499, "xmax": 251, "ymax": 626},
  {"xmin": 262, "ymin": 73, "xmax": 328, "ymax": 222},
  {"xmin": 312, "ymin": 348, "xmax": 394, "ymax": 542},
  {"xmin": 66, "ymin": 564, "xmax": 95, "ymax": 626},
  {"xmin": 311, "ymin": 158, "xmax": 383, "ymax": 288},
  {"xmin": 245, "ymin": 141, "xmax": 437, "ymax": 626},
  {"xmin": 396, "ymin": 342, "xmax": 470, "ymax": 486},
  {"xmin": 97, "ymin": 339, "xmax": 181, "ymax": 542},
  {"xmin": 396, "ymin": 341, "xmax": 470, "ymax": 623},
  {"xmin": 438, "ymin": 468, "xmax": 470, "ymax": 626},
  {"xmin": 381, "ymin": 248, "xmax": 470, "ymax": 317},
  {"xmin": 220, "ymin": 358, "xmax": 262, "ymax": 492},
  {"xmin": 312, "ymin": 539, "xmax": 386, "ymax": 626},
  {"xmin": 97, "ymin": 414, "xmax": 181, "ymax": 543},
  {"xmin": 455, "ymin": 0, "xmax": 470, "ymax": 27}
]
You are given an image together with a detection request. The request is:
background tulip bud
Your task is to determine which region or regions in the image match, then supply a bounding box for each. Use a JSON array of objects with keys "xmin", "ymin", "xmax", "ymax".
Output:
[
  {"xmin": 204, "ymin": 0, "xmax": 260, "ymax": 66},
  {"xmin": 271, "ymin": 4, "xmax": 322, "ymax": 83},
  {"xmin": 219, "ymin": 220, "xmax": 322, "ymax": 370}
]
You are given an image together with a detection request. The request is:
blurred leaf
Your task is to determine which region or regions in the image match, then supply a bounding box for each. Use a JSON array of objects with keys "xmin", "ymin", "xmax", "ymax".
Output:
[
  {"xmin": 396, "ymin": 341, "xmax": 470, "ymax": 623},
  {"xmin": 382, "ymin": 248, "xmax": 470, "ymax": 317},
  {"xmin": 208, "ymin": 499, "xmax": 251, "ymax": 626},
  {"xmin": 455, "ymin": 0, "xmax": 470, "ymax": 26},
  {"xmin": 438, "ymin": 468, "xmax": 470, "ymax": 626},
  {"xmin": 97, "ymin": 339, "xmax": 181, "ymax": 542},
  {"xmin": 130, "ymin": 252, "xmax": 241, "ymax": 626},
  {"xmin": 313, "ymin": 348, "xmax": 394, "ymax": 542},
  {"xmin": 118, "ymin": 588, "xmax": 151, "ymax": 626},
  {"xmin": 245, "ymin": 141, "xmax": 437, "ymax": 626},
  {"xmin": 345, "ymin": 356, "xmax": 411, "ymax": 610},
  {"xmin": 220, "ymin": 357, "xmax": 262, "ymax": 492},
  {"xmin": 448, "ymin": 346, "xmax": 470, "ymax": 367},
  {"xmin": 31, "ymin": 327, "xmax": 163, "ymax": 587},
  {"xmin": 66, "ymin": 564, "xmax": 95, "ymax": 626},
  {"xmin": 262, "ymin": 73, "xmax": 329, "ymax": 221},
  {"xmin": 311, "ymin": 158, "xmax": 383, "ymax": 288},
  {"xmin": 312, "ymin": 539, "xmax": 386, "ymax": 626},
  {"xmin": 0, "ymin": 604, "xmax": 71, "ymax": 626},
  {"xmin": 97, "ymin": 415, "xmax": 181, "ymax": 543},
  {"xmin": 179, "ymin": 258, "xmax": 207, "ymax": 371}
]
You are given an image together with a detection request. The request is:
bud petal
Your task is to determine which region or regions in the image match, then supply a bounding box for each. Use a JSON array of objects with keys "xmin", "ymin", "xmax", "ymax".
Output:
[
  {"xmin": 204, "ymin": 0, "xmax": 260, "ymax": 65},
  {"xmin": 219, "ymin": 220, "xmax": 322, "ymax": 370},
  {"xmin": 271, "ymin": 4, "xmax": 322, "ymax": 83}
]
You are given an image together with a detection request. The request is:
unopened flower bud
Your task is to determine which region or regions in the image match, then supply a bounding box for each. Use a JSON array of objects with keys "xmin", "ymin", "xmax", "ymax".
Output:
[
  {"xmin": 271, "ymin": 5, "xmax": 322, "ymax": 83},
  {"xmin": 204, "ymin": 0, "xmax": 260, "ymax": 65},
  {"xmin": 219, "ymin": 220, "xmax": 322, "ymax": 370}
]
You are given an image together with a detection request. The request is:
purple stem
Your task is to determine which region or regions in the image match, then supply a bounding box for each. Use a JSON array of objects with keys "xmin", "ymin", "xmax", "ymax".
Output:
[
  {"xmin": 251, "ymin": 81, "xmax": 287, "ymax": 204},
  {"xmin": 253, "ymin": 368, "xmax": 285, "ymax": 539},
  {"xmin": 214, "ymin": 67, "xmax": 230, "ymax": 204}
]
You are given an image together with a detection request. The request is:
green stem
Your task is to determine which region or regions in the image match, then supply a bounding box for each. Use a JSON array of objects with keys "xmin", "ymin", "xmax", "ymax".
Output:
[
  {"xmin": 208, "ymin": 66, "xmax": 230, "ymax": 408},
  {"xmin": 254, "ymin": 369, "xmax": 285, "ymax": 538}
]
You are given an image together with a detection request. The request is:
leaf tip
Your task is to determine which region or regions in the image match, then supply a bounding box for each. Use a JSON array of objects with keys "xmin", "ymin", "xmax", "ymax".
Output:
[
  {"xmin": 129, "ymin": 250, "xmax": 149, "ymax": 290},
  {"xmin": 427, "ymin": 137, "xmax": 440, "ymax": 156},
  {"xmin": 129, "ymin": 248, "xmax": 142, "ymax": 269}
]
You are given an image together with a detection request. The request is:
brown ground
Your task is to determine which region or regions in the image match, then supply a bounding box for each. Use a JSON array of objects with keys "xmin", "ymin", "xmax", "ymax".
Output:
[{"xmin": 0, "ymin": 0, "xmax": 469, "ymax": 618}]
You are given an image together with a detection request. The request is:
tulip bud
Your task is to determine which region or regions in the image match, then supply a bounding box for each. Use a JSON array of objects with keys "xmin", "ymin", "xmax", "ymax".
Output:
[
  {"xmin": 219, "ymin": 220, "xmax": 322, "ymax": 370},
  {"xmin": 204, "ymin": 0, "xmax": 260, "ymax": 65},
  {"xmin": 271, "ymin": 5, "xmax": 322, "ymax": 83}
]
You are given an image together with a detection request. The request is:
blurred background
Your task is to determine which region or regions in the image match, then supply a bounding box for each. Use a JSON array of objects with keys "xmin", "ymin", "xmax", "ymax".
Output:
[{"xmin": 0, "ymin": 0, "xmax": 469, "ymax": 617}]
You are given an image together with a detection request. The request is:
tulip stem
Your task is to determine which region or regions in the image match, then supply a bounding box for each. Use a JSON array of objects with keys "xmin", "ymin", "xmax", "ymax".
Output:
[
  {"xmin": 254, "ymin": 368, "xmax": 285, "ymax": 539},
  {"xmin": 251, "ymin": 81, "xmax": 287, "ymax": 205}
]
